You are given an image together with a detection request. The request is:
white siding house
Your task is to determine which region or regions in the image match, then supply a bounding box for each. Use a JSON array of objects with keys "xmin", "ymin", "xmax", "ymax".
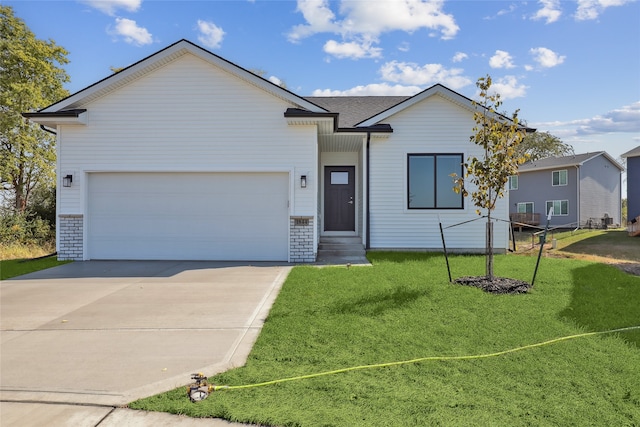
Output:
[{"xmin": 24, "ymin": 40, "xmax": 519, "ymax": 262}]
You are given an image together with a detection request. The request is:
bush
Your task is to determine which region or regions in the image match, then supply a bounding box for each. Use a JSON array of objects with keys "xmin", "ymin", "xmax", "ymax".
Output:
[{"xmin": 0, "ymin": 211, "xmax": 54, "ymax": 246}]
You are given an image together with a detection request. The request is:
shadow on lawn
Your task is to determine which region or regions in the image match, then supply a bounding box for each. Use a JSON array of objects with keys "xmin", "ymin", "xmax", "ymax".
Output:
[
  {"xmin": 560, "ymin": 263, "xmax": 640, "ymax": 348},
  {"xmin": 332, "ymin": 286, "xmax": 431, "ymax": 316}
]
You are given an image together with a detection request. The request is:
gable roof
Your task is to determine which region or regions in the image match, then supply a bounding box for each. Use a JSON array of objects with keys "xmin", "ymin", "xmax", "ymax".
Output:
[
  {"xmin": 519, "ymin": 151, "xmax": 624, "ymax": 172},
  {"xmin": 33, "ymin": 39, "xmax": 327, "ymax": 115},
  {"xmin": 621, "ymin": 145, "xmax": 640, "ymax": 158}
]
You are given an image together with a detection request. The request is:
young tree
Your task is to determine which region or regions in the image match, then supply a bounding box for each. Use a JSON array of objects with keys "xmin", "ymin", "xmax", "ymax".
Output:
[
  {"xmin": 517, "ymin": 131, "xmax": 573, "ymax": 161},
  {"xmin": 0, "ymin": 5, "xmax": 69, "ymax": 212},
  {"xmin": 453, "ymin": 75, "xmax": 529, "ymax": 279}
]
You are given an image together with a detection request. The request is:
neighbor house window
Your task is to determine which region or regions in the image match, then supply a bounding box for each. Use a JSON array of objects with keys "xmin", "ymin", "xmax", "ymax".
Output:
[
  {"xmin": 552, "ymin": 170, "xmax": 568, "ymax": 186},
  {"xmin": 546, "ymin": 200, "xmax": 568, "ymax": 216},
  {"xmin": 408, "ymin": 153, "xmax": 463, "ymax": 209},
  {"xmin": 508, "ymin": 175, "xmax": 518, "ymax": 190},
  {"xmin": 517, "ymin": 202, "xmax": 534, "ymax": 214}
]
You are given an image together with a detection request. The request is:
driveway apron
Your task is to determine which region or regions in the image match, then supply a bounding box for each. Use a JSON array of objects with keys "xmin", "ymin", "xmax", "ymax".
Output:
[{"xmin": 0, "ymin": 261, "xmax": 291, "ymax": 408}]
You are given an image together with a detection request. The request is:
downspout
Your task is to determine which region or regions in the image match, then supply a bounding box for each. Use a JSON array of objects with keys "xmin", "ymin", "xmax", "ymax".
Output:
[
  {"xmin": 574, "ymin": 165, "xmax": 580, "ymax": 231},
  {"xmin": 40, "ymin": 124, "xmax": 57, "ymax": 135},
  {"xmin": 366, "ymin": 132, "xmax": 371, "ymax": 250}
]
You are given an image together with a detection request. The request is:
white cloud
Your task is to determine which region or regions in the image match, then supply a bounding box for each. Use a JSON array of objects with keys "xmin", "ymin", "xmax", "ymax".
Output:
[
  {"xmin": 530, "ymin": 47, "xmax": 566, "ymax": 68},
  {"xmin": 379, "ymin": 60, "xmax": 472, "ymax": 89},
  {"xmin": 452, "ymin": 52, "xmax": 468, "ymax": 62},
  {"xmin": 196, "ymin": 20, "xmax": 225, "ymax": 49},
  {"xmin": 534, "ymin": 102, "xmax": 640, "ymax": 135},
  {"xmin": 268, "ymin": 76, "xmax": 283, "ymax": 86},
  {"xmin": 575, "ymin": 0, "xmax": 633, "ymax": 20},
  {"xmin": 288, "ymin": 0, "xmax": 459, "ymax": 59},
  {"xmin": 81, "ymin": 0, "xmax": 142, "ymax": 16},
  {"xmin": 532, "ymin": 0, "xmax": 562, "ymax": 23},
  {"xmin": 312, "ymin": 83, "xmax": 422, "ymax": 96},
  {"xmin": 111, "ymin": 18, "xmax": 152, "ymax": 46},
  {"xmin": 323, "ymin": 38, "xmax": 382, "ymax": 59},
  {"xmin": 288, "ymin": 0, "xmax": 340, "ymax": 42},
  {"xmin": 484, "ymin": 76, "xmax": 528, "ymax": 100},
  {"xmin": 489, "ymin": 50, "xmax": 516, "ymax": 69},
  {"xmin": 575, "ymin": 102, "xmax": 640, "ymax": 134}
]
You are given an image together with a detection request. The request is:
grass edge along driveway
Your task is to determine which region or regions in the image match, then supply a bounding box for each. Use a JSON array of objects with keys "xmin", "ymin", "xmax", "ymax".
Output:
[{"xmin": 132, "ymin": 252, "xmax": 640, "ymax": 426}]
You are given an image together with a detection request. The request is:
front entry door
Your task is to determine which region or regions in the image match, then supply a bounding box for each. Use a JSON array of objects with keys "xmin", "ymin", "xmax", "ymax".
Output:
[{"xmin": 324, "ymin": 166, "xmax": 355, "ymax": 231}]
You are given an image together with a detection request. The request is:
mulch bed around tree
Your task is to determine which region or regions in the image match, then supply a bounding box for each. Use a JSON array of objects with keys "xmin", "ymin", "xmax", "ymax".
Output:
[{"xmin": 454, "ymin": 276, "xmax": 532, "ymax": 294}]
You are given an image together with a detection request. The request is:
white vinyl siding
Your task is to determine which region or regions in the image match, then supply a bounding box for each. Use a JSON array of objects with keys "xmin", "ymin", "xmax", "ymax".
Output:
[
  {"xmin": 57, "ymin": 53, "xmax": 316, "ymax": 217},
  {"xmin": 369, "ymin": 94, "xmax": 509, "ymax": 251}
]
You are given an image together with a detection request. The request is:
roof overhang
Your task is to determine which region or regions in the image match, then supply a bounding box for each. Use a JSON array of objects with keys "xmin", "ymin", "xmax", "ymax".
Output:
[
  {"xmin": 285, "ymin": 108, "xmax": 393, "ymax": 137},
  {"xmin": 22, "ymin": 109, "xmax": 88, "ymax": 128}
]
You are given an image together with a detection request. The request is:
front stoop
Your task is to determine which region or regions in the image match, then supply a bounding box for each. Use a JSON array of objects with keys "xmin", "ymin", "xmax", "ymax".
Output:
[{"xmin": 316, "ymin": 237, "xmax": 370, "ymax": 265}]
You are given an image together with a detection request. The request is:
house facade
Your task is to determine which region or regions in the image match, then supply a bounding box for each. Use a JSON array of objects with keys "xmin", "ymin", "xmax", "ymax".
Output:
[
  {"xmin": 24, "ymin": 40, "xmax": 515, "ymax": 262},
  {"xmin": 621, "ymin": 146, "xmax": 640, "ymax": 223},
  {"xmin": 509, "ymin": 152, "xmax": 623, "ymax": 229}
]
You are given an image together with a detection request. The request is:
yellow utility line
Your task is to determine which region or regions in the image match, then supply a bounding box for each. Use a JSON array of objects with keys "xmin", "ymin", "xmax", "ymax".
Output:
[{"xmin": 212, "ymin": 325, "xmax": 640, "ymax": 392}]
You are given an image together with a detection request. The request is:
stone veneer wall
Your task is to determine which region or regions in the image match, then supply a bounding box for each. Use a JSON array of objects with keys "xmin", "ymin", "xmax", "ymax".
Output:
[
  {"xmin": 59, "ymin": 214, "xmax": 83, "ymax": 261},
  {"xmin": 290, "ymin": 216, "xmax": 315, "ymax": 263}
]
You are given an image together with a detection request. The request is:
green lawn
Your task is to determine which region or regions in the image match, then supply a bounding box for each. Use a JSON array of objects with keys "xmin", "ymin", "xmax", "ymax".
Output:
[
  {"xmin": 0, "ymin": 255, "xmax": 70, "ymax": 280},
  {"xmin": 131, "ymin": 253, "xmax": 640, "ymax": 426}
]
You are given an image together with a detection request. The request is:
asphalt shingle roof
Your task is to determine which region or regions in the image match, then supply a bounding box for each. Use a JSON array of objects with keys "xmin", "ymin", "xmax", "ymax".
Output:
[
  {"xmin": 621, "ymin": 145, "xmax": 640, "ymax": 158},
  {"xmin": 304, "ymin": 96, "xmax": 410, "ymax": 128},
  {"xmin": 519, "ymin": 151, "xmax": 624, "ymax": 172}
]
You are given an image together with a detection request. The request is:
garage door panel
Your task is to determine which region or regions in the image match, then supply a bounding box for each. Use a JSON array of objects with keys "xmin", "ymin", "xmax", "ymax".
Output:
[{"xmin": 88, "ymin": 173, "xmax": 289, "ymax": 260}]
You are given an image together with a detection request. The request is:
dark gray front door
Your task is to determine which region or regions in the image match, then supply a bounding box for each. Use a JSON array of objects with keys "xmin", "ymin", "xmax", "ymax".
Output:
[{"xmin": 324, "ymin": 166, "xmax": 355, "ymax": 231}]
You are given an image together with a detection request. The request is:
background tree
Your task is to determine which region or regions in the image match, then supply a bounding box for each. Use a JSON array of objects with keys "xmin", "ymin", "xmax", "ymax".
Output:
[
  {"xmin": 453, "ymin": 75, "xmax": 529, "ymax": 279},
  {"xmin": 517, "ymin": 131, "xmax": 574, "ymax": 161},
  {"xmin": 1, "ymin": 5, "xmax": 70, "ymax": 212}
]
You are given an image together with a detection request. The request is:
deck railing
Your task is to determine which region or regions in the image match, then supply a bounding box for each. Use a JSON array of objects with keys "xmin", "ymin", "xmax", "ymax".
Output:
[{"xmin": 509, "ymin": 212, "xmax": 541, "ymax": 226}]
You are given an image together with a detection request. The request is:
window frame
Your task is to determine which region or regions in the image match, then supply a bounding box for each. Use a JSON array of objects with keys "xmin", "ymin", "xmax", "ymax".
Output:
[
  {"xmin": 546, "ymin": 199, "xmax": 569, "ymax": 216},
  {"xmin": 552, "ymin": 169, "xmax": 568, "ymax": 186},
  {"xmin": 407, "ymin": 153, "xmax": 464, "ymax": 210},
  {"xmin": 508, "ymin": 175, "xmax": 518, "ymax": 190},
  {"xmin": 517, "ymin": 202, "xmax": 534, "ymax": 214}
]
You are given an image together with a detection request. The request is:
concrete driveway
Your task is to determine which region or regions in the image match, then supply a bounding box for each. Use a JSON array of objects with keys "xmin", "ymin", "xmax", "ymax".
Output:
[{"xmin": 0, "ymin": 261, "xmax": 291, "ymax": 425}]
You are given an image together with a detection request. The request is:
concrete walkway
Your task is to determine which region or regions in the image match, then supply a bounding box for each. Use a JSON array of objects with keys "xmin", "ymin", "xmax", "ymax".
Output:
[{"xmin": 1, "ymin": 261, "xmax": 291, "ymax": 426}]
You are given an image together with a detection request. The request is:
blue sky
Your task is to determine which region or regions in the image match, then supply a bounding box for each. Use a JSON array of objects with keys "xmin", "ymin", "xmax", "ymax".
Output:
[{"xmin": 7, "ymin": 0, "xmax": 640, "ymax": 168}]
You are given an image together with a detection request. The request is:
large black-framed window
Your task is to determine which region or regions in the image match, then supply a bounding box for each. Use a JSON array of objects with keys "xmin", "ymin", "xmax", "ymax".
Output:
[{"xmin": 408, "ymin": 153, "xmax": 464, "ymax": 209}]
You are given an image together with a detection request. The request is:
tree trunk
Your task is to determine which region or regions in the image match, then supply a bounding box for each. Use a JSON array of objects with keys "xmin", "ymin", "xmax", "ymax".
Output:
[{"xmin": 486, "ymin": 219, "xmax": 494, "ymax": 280}]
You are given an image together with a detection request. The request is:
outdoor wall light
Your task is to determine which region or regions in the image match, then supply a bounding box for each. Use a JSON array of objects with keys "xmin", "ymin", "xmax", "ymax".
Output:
[
  {"xmin": 300, "ymin": 175, "xmax": 307, "ymax": 188},
  {"xmin": 63, "ymin": 174, "xmax": 73, "ymax": 187}
]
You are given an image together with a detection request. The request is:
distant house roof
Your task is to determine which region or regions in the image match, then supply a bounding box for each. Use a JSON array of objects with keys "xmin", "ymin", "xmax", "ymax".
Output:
[
  {"xmin": 519, "ymin": 151, "xmax": 624, "ymax": 172},
  {"xmin": 621, "ymin": 145, "xmax": 640, "ymax": 158},
  {"xmin": 304, "ymin": 96, "xmax": 410, "ymax": 128}
]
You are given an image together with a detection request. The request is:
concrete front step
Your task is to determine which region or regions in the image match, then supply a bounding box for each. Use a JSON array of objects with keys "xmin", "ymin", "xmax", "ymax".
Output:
[
  {"xmin": 317, "ymin": 236, "xmax": 366, "ymax": 264},
  {"xmin": 317, "ymin": 249, "xmax": 366, "ymax": 257}
]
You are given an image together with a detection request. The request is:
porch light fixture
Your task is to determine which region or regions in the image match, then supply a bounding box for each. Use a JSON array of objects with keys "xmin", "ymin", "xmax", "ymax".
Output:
[
  {"xmin": 300, "ymin": 175, "xmax": 307, "ymax": 188},
  {"xmin": 63, "ymin": 174, "xmax": 73, "ymax": 187}
]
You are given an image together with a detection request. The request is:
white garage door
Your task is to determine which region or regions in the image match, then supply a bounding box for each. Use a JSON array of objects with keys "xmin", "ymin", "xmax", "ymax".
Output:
[{"xmin": 87, "ymin": 172, "xmax": 289, "ymax": 261}]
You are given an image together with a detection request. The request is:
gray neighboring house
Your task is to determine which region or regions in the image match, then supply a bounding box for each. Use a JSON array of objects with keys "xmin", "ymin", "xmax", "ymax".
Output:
[
  {"xmin": 509, "ymin": 152, "xmax": 624, "ymax": 229},
  {"xmin": 621, "ymin": 146, "xmax": 640, "ymax": 223}
]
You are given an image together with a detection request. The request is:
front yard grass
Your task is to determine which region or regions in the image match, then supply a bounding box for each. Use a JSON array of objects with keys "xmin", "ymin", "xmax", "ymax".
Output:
[
  {"xmin": 131, "ymin": 253, "xmax": 640, "ymax": 426},
  {"xmin": 0, "ymin": 255, "xmax": 70, "ymax": 280}
]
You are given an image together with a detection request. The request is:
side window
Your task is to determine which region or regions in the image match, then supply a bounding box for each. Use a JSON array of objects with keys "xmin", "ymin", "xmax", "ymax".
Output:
[
  {"xmin": 552, "ymin": 170, "xmax": 568, "ymax": 186},
  {"xmin": 517, "ymin": 202, "xmax": 534, "ymax": 213},
  {"xmin": 408, "ymin": 153, "xmax": 463, "ymax": 209},
  {"xmin": 546, "ymin": 200, "xmax": 568, "ymax": 216},
  {"xmin": 508, "ymin": 175, "xmax": 518, "ymax": 190}
]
